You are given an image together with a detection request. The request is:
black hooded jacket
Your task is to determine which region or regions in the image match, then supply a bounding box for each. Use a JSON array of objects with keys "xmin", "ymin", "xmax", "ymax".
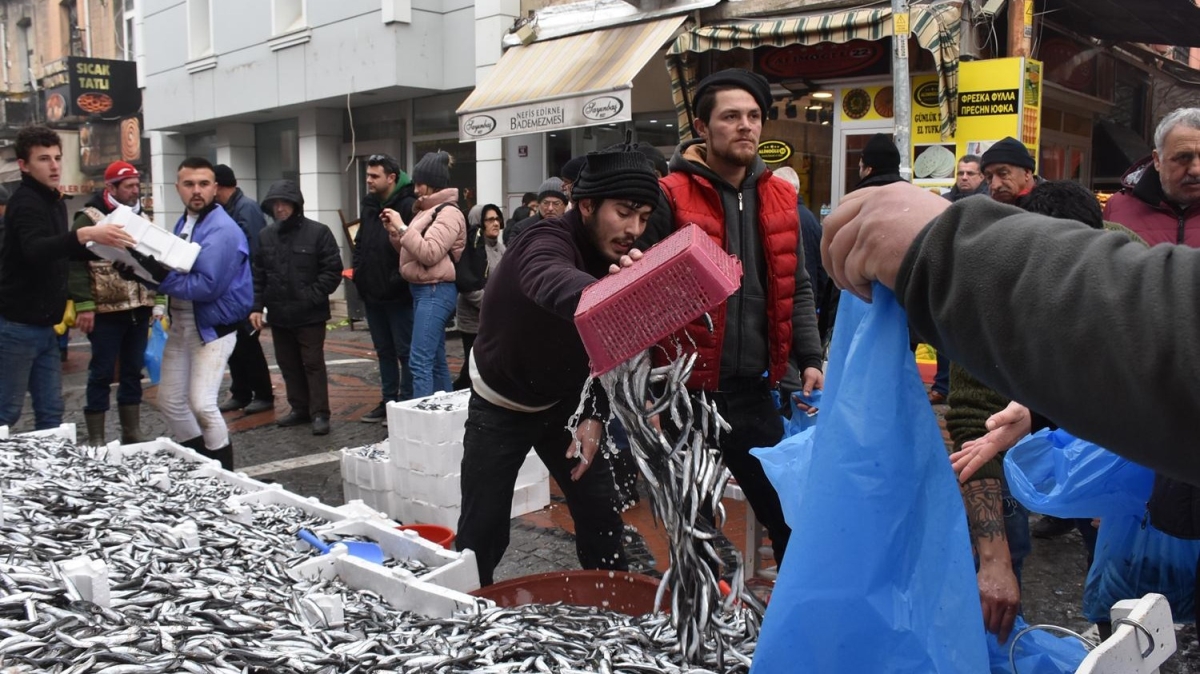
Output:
[
  {"xmin": 354, "ymin": 181, "xmax": 417, "ymax": 303},
  {"xmin": 254, "ymin": 180, "xmax": 343, "ymax": 328}
]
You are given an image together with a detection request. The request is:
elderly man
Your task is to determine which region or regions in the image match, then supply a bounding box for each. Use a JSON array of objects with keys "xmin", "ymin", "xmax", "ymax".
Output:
[
  {"xmin": 946, "ymin": 154, "xmax": 988, "ymax": 202},
  {"xmin": 503, "ymin": 177, "xmax": 569, "ymax": 244},
  {"xmin": 1104, "ymin": 107, "xmax": 1200, "ymax": 246},
  {"xmin": 980, "ymin": 137, "xmax": 1039, "ymax": 205}
]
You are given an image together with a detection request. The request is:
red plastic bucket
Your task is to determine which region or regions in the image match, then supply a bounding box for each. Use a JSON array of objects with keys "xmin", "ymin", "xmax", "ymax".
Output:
[
  {"xmin": 396, "ymin": 524, "xmax": 455, "ymax": 549},
  {"xmin": 470, "ymin": 570, "xmax": 666, "ymax": 616}
]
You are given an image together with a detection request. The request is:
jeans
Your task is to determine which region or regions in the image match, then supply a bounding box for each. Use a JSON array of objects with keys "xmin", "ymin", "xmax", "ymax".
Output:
[
  {"xmin": 364, "ymin": 300, "xmax": 414, "ymax": 402},
  {"xmin": 85, "ymin": 307, "xmax": 151, "ymax": 413},
  {"xmin": 932, "ymin": 352, "xmax": 950, "ymax": 396},
  {"xmin": 409, "ymin": 283, "xmax": 456, "ymax": 399},
  {"xmin": 456, "ymin": 392, "xmax": 628, "ymax": 586},
  {"xmin": 1002, "ymin": 482, "xmax": 1032, "ymax": 584},
  {"xmin": 272, "ymin": 323, "xmax": 329, "ymax": 417},
  {"xmin": 226, "ymin": 321, "xmax": 274, "ymax": 403},
  {"xmin": 158, "ymin": 303, "xmax": 236, "ymax": 449},
  {"xmin": 0, "ymin": 316, "xmax": 64, "ymax": 430}
]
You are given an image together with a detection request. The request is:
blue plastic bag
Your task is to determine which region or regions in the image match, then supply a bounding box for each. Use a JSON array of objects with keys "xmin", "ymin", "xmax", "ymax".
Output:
[
  {"xmin": 1004, "ymin": 428, "xmax": 1154, "ymax": 519},
  {"xmin": 986, "ymin": 616, "xmax": 1088, "ymax": 674},
  {"xmin": 782, "ymin": 389, "xmax": 821, "ymax": 438},
  {"xmin": 1083, "ymin": 510, "xmax": 1200, "ymax": 624},
  {"xmin": 750, "ymin": 288, "xmax": 988, "ymax": 673},
  {"xmin": 144, "ymin": 319, "xmax": 167, "ymax": 385}
]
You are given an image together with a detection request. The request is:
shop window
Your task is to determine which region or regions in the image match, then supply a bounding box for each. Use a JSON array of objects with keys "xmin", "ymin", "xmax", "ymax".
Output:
[
  {"xmin": 256, "ymin": 119, "xmax": 300, "ymax": 185},
  {"xmin": 122, "ymin": 0, "xmax": 137, "ymax": 61},
  {"xmin": 272, "ymin": 0, "xmax": 306, "ymax": 36},
  {"xmin": 414, "ymin": 92, "xmax": 469, "ymax": 136},
  {"xmin": 187, "ymin": 0, "xmax": 213, "ymax": 61}
]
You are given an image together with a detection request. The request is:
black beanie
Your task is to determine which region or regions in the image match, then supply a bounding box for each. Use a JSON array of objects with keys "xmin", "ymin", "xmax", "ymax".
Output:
[
  {"xmin": 570, "ymin": 151, "xmax": 660, "ymax": 208},
  {"xmin": 214, "ymin": 164, "xmax": 237, "ymax": 188},
  {"xmin": 694, "ymin": 68, "xmax": 773, "ymax": 117},
  {"xmin": 412, "ymin": 151, "xmax": 452, "ymax": 190},
  {"xmin": 861, "ymin": 133, "xmax": 901, "ymax": 175},
  {"xmin": 980, "ymin": 137, "xmax": 1035, "ymax": 172},
  {"xmin": 560, "ymin": 156, "xmax": 587, "ymax": 184},
  {"xmin": 633, "ymin": 143, "xmax": 669, "ymax": 177}
]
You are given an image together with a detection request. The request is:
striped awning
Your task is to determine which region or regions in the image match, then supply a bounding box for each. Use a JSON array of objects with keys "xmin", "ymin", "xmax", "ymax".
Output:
[
  {"xmin": 667, "ymin": 2, "xmax": 961, "ymax": 139},
  {"xmin": 457, "ymin": 16, "xmax": 686, "ymax": 142}
]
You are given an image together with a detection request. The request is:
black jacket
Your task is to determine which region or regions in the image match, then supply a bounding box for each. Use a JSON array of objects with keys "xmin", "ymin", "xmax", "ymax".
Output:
[
  {"xmin": 945, "ymin": 182, "xmax": 989, "ymax": 202},
  {"xmin": 455, "ymin": 225, "xmax": 490, "ymax": 293},
  {"xmin": 503, "ymin": 213, "xmax": 542, "ymax": 245},
  {"xmin": 354, "ymin": 181, "xmax": 416, "ymax": 303},
  {"xmin": 0, "ymin": 173, "xmax": 90, "ymax": 325},
  {"xmin": 253, "ymin": 181, "xmax": 343, "ymax": 329}
]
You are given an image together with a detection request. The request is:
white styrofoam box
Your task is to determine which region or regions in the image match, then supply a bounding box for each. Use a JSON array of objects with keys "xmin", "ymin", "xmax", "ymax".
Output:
[
  {"xmin": 516, "ymin": 449, "xmax": 549, "ymax": 484},
  {"xmin": 406, "ymin": 471, "xmax": 461, "ymax": 508},
  {"xmin": 388, "ymin": 390, "xmax": 471, "ymax": 449},
  {"xmin": 61, "ymin": 555, "xmax": 111, "ymax": 608},
  {"xmin": 402, "ymin": 440, "xmax": 465, "ymax": 477},
  {"xmin": 111, "ymin": 437, "xmax": 271, "ymax": 494},
  {"xmin": 511, "ymin": 478, "xmax": 551, "ymax": 518},
  {"xmin": 288, "ymin": 546, "xmax": 488, "ymax": 618},
  {"xmin": 315, "ymin": 518, "xmax": 479, "ymax": 592},
  {"xmin": 230, "ymin": 485, "xmax": 350, "ymax": 524},
  {"xmin": 89, "ymin": 205, "xmax": 201, "ymax": 275},
  {"xmin": 1, "ymin": 423, "xmax": 78, "ymax": 443},
  {"xmin": 394, "ymin": 498, "xmax": 462, "ymax": 531},
  {"xmin": 340, "ymin": 444, "xmax": 392, "ymax": 491}
]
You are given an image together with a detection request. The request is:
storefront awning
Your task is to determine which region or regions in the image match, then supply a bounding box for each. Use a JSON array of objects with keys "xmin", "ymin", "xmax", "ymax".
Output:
[
  {"xmin": 667, "ymin": 2, "xmax": 961, "ymax": 139},
  {"xmin": 457, "ymin": 16, "xmax": 686, "ymax": 142},
  {"xmin": 1045, "ymin": 0, "xmax": 1200, "ymax": 47}
]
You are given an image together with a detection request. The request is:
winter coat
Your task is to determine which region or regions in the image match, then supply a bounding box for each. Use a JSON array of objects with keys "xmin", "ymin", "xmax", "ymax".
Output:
[
  {"xmin": 68, "ymin": 190, "xmax": 157, "ymax": 314},
  {"xmin": 393, "ymin": 188, "xmax": 466, "ymax": 285},
  {"xmin": 649, "ymin": 139, "xmax": 821, "ymax": 391},
  {"xmin": 354, "ymin": 177, "xmax": 417, "ymax": 303},
  {"xmin": 158, "ymin": 203, "xmax": 254, "ymax": 343},
  {"xmin": 0, "ymin": 173, "xmax": 91, "ymax": 326},
  {"xmin": 1103, "ymin": 159, "xmax": 1200, "ymax": 247},
  {"xmin": 944, "ymin": 181, "xmax": 989, "ymax": 202},
  {"xmin": 223, "ymin": 187, "xmax": 268, "ymax": 258},
  {"xmin": 503, "ymin": 212, "xmax": 542, "ymax": 245},
  {"xmin": 455, "ymin": 224, "xmax": 506, "ymax": 334},
  {"xmin": 253, "ymin": 181, "xmax": 343, "ymax": 329}
]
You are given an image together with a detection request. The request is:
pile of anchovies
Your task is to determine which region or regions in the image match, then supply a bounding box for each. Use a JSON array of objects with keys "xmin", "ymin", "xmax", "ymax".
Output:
[
  {"xmin": 599, "ymin": 349, "xmax": 765, "ymax": 667},
  {"xmin": 0, "ymin": 436, "xmax": 758, "ymax": 673}
]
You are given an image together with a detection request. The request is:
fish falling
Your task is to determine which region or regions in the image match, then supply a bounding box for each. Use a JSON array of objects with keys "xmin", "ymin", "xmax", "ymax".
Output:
[
  {"xmin": 0, "ymin": 434, "xmax": 761, "ymax": 672},
  {"xmin": 599, "ymin": 346, "xmax": 765, "ymax": 666}
]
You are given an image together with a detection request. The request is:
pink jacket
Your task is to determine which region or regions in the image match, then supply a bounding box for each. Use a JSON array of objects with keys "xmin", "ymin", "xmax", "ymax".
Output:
[{"xmin": 392, "ymin": 188, "xmax": 466, "ymax": 284}]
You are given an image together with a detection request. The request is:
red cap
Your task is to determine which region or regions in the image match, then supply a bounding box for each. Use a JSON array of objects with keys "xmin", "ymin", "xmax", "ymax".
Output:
[{"xmin": 104, "ymin": 161, "xmax": 139, "ymax": 184}]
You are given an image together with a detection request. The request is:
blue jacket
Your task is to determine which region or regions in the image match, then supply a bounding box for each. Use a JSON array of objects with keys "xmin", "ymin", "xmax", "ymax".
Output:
[
  {"xmin": 159, "ymin": 203, "xmax": 253, "ymax": 343},
  {"xmin": 222, "ymin": 187, "xmax": 268, "ymax": 257}
]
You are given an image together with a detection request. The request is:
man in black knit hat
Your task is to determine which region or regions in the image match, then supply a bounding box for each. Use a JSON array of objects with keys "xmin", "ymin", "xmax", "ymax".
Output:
[
  {"xmin": 856, "ymin": 132, "xmax": 905, "ymax": 190},
  {"xmin": 456, "ymin": 150, "xmax": 660, "ymax": 586},
  {"xmin": 980, "ymin": 136, "xmax": 1040, "ymax": 205}
]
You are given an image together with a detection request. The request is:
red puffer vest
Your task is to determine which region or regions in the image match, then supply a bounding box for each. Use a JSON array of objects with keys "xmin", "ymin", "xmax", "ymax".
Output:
[{"xmin": 654, "ymin": 169, "xmax": 798, "ymax": 391}]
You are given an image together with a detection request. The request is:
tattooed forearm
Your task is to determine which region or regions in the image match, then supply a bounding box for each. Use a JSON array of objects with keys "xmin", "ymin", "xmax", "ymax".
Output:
[{"xmin": 962, "ymin": 478, "xmax": 1007, "ymax": 544}]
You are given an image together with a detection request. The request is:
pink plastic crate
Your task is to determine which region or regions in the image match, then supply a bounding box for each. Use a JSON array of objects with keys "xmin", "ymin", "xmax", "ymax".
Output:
[{"xmin": 574, "ymin": 224, "xmax": 742, "ymax": 376}]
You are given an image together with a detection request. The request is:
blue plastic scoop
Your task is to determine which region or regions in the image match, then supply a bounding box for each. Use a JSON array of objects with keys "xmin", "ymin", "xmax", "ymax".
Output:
[{"xmin": 297, "ymin": 529, "xmax": 385, "ymax": 564}]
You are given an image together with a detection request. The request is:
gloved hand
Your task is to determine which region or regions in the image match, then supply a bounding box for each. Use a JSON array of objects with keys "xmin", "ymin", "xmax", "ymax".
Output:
[
  {"xmin": 113, "ymin": 261, "xmax": 143, "ymax": 283},
  {"xmin": 127, "ymin": 248, "xmax": 170, "ymax": 283},
  {"xmin": 152, "ymin": 304, "xmax": 165, "ymax": 319}
]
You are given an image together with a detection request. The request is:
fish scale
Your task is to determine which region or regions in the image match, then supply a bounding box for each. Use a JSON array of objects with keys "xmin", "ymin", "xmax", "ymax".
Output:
[{"xmin": 0, "ymin": 436, "xmax": 757, "ymax": 673}]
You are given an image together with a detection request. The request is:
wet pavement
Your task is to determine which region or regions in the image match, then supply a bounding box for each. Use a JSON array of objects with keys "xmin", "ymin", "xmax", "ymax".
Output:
[{"xmin": 29, "ymin": 319, "xmax": 1200, "ymax": 670}]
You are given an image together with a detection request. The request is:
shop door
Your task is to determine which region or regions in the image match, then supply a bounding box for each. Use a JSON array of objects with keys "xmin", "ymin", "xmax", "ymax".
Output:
[{"xmin": 834, "ymin": 128, "xmax": 894, "ymax": 207}]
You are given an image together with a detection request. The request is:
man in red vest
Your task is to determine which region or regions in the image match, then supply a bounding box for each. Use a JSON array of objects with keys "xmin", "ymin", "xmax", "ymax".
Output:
[{"xmin": 641, "ymin": 68, "xmax": 824, "ymax": 567}]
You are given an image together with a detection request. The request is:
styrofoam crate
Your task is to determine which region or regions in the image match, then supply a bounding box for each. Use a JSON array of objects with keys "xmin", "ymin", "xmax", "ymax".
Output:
[
  {"xmin": 230, "ymin": 485, "xmax": 354, "ymax": 524},
  {"xmin": 88, "ymin": 205, "xmax": 202, "ymax": 277},
  {"xmin": 315, "ymin": 518, "xmax": 478, "ymax": 591},
  {"xmin": 574, "ymin": 223, "xmax": 742, "ymax": 376},
  {"xmin": 100, "ymin": 437, "xmax": 271, "ymax": 494},
  {"xmin": 512, "ymin": 479, "xmax": 550, "ymax": 518},
  {"xmin": 401, "ymin": 440, "xmax": 464, "ymax": 477},
  {"xmin": 395, "ymin": 498, "xmax": 461, "ymax": 531},
  {"xmin": 406, "ymin": 471, "xmax": 461, "ymax": 508},
  {"xmin": 0, "ymin": 423, "xmax": 78, "ymax": 443},
  {"xmin": 516, "ymin": 449, "xmax": 548, "ymax": 483},
  {"xmin": 388, "ymin": 391, "xmax": 471, "ymax": 446},
  {"xmin": 288, "ymin": 546, "xmax": 488, "ymax": 618}
]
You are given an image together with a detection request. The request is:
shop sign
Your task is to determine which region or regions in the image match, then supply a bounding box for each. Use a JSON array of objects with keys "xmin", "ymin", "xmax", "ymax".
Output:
[
  {"xmin": 66, "ymin": 56, "xmax": 140, "ymax": 119},
  {"xmin": 757, "ymin": 140, "xmax": 793, "ymax": 163},
  {"xmin": 458, "ymin": 89, "xmax": 633, "ymax": 141},
  {"xmin": 839, "ymin": 84, "xmax": 894, "ymax": 122},
  {"xmin": 758, "ymin": 40, "xmax": 887, "ymax": 80},
  {"xmin": 80, "ymin": 117, "xmax": 144, "ymax": 173},
  {"xmin": 910, "ymin": 74, "xmax": 955, "ymax": 185},
  {"xmin": 955, "ymin": 57, "xmax": 1042, "ymax": 171}
]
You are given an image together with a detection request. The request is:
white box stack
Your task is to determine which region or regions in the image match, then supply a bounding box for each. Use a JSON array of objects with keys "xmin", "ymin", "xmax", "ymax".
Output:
[
  {"xmin": 385, "ymin": 391, "xmax": 550, "ymax": 529},
  {"xmin": 87, "ymin": 205, "xmax": 202, "ymax": 281}
]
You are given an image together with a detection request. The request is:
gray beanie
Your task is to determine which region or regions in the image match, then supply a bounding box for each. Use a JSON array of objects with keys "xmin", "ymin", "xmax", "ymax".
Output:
[
  {"xmin": 412, "ymin": 151, "xmax": 452, "ymax": 190},
  {"xmin": 537, "ymin": 177, "xmax": 567, "ymax": 203}
]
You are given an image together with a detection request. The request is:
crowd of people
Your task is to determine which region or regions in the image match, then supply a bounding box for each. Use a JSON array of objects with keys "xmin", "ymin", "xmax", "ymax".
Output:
[{"xmin": 1, "ymin": 74, "xmax": 1198, "ymax": 647}]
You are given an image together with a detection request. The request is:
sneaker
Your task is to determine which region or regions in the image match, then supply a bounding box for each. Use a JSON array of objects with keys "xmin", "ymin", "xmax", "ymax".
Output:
[
  {"xmin": 361, "ymin": 402, "xmax": 387, "ymax": 423},
  {"xmin": 276, "ymin": 411, "xmax": 312, "ymax": 428},
  {"xmin": 243, "ymin": 398, "xmax": 274, "ymax": 415},
  {"xmin": 1031, "ymin": 515, "xmax": 1076, "ymax": 539},
  {"xmin": 219, "ymin": 396, "xmax": 250, "ymax": 413},
  {"xmin": 312, "ymin": 415, "xmax": 331, "ymax": 436}
]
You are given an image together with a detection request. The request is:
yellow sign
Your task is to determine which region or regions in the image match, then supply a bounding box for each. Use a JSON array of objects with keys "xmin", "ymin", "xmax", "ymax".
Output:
[
  {"xmin": 839, "ymin": 85, "xmax": 895, "ymax": 122},
  {"xmin": 893, "ymin": 12, "xmax": 910, "ymax": 36},
  {"xmin": 909, "ymin": 74, "xmax": 956, "ymax": 185},
  {"xmin": 955, "ymin": 57, "xmax": 1042, "ymax": 170},
  {"xmin": 757, "ymin": 140, "xmax": 793, "ymax": 163}
]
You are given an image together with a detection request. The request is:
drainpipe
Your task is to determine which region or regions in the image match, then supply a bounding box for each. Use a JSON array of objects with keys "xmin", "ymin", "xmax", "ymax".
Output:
[
  {"xmin": 891, "ymin": 0, "xmax": 912, "ymax": 181},
  {"xmin": 82, "ymin": 0, "xmax": 92, "ymax": 56},
  {"xmin": 1008, "ymin": 0, "xmax": 1032, "ymax": 57}
]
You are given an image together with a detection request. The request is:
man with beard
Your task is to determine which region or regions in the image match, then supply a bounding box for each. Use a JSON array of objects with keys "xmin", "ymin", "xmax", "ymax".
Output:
[
  {"xmin": 354, "ymin": 154, "xmax": 417, "ymax": 422},
  {"xmin": 640, "ymin": 68, "xmax": 824, "ymax": 569},
  {"xmin": 116, "ymin": 157, "xmax": 253, "ymax": 470},
  {"xmin": 455, "ymin": 150, "xmax": 660, "ymax": 586},
  {"xmin": 69, "ymin": 161, "xmax": 163, "ymax": 445}
]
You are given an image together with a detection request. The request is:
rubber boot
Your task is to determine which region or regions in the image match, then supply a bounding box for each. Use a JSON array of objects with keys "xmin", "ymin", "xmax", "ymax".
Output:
[
  {"xmin": 117, "ymin": 404, "xmax": 143, "ymax": 445},
  {"xmin": 202, "ymin": 442, "xmax": 234, "ymax": 472},
  {"xmin": 180, "ymin": 436, "xmax": 206, "ymax": 452},
  {"xmin": 84, "ymin": 411, "xmax": 106, "ymax": 446}
]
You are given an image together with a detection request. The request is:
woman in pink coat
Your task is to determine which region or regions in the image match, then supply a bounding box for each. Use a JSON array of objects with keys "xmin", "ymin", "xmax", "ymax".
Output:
[{"xmin": 381, "ymin": 151, "xmax": 466, "ymax": 398}]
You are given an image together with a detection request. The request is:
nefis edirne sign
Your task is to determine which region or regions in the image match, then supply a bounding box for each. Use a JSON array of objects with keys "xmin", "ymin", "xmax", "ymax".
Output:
[{"xmin": 459, "ymin": 90, "xmax": 632, "ymax": 141}]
